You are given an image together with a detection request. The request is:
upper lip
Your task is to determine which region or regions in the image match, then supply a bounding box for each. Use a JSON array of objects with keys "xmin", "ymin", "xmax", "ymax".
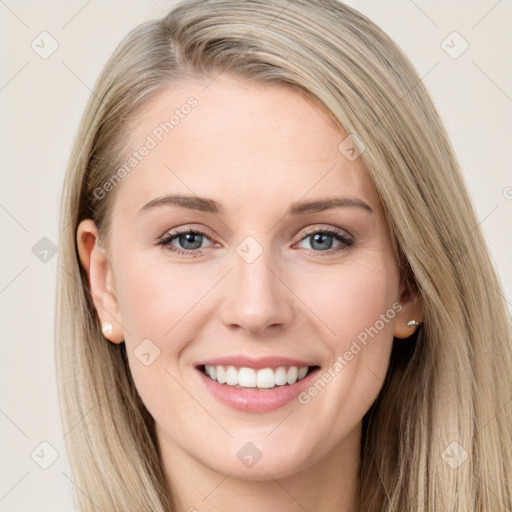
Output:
[{"xmin": 196, "ymin": 355, "xmax": 319, "ymax": 370}]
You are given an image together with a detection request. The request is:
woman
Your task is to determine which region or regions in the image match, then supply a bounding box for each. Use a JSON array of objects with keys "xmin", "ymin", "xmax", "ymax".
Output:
[{"xmin": 55, "ymin": 0, "xmax": 512, "ymax": 510}]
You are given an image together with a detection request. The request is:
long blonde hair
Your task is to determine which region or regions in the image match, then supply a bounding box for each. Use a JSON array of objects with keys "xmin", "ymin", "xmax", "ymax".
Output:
[{"xmin": 55, "ymin": 1, "xmax": 512, "ymax": 510}]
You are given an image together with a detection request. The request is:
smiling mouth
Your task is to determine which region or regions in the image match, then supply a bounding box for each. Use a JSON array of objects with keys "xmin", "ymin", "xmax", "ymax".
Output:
[{"xmin": 197, "ymin": 364, "xmax": 321, "ymax": 390}]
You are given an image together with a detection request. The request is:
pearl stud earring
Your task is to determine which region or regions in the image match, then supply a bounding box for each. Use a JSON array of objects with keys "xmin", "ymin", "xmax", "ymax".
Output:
[{"xmin": 102, "ymin": 323, "xmax": 113, "ymax": 336}]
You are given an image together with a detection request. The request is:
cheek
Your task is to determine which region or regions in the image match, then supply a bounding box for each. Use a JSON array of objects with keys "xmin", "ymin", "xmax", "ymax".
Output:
[
  {"xmin": 292, "ymin": 258, "xmax": 400, "ymax": 434},
  {"xmin": 294, "ymin": 255, "xmax": 399, "ymax": 345},
  {"xmin": 292, "ymin": 255, "xmax": 399, "ymax": 408},
  {"xmin": 112, "ymin": 255, "xmax": 227, "ymax": 406},
  {"xmin": 114, "ymin": 257, "xmax": 206, "ymax": 419},
  {"xmin": 115, "ymin": 255, "xmax": 215, "ymax": 338}
]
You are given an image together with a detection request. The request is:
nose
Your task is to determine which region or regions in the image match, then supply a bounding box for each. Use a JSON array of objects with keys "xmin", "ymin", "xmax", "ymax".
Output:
[{"xmin": 218, "ymin": 247, "xmax": 295, "ymax": 336}]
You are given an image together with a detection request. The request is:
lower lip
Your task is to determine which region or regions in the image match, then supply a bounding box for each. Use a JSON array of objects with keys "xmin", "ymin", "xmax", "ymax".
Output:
[{"xmin": 195, "ymin": 366, "xmax": 321, "ymax": 413}]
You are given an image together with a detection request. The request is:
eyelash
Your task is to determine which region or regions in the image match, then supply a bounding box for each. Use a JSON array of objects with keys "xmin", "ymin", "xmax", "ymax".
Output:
[{"xmin": 157, "ymin": 225, "xmax": 354, "ymax": 258}]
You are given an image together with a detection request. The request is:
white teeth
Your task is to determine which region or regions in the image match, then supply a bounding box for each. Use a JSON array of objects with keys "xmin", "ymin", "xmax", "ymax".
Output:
[
  {"xmin": 297, "ymin": 366, "xmax": 308, "ymax": 380},
  {"xmin": 274, "ymin": 367, "xmax": 287, "ymax": 385},
  {"xmin": 203, "ymin": 365, "xmax": 311, "ymax": 388},
  {"xmin": 286, "ymin": 366, "xmax": 298, "ymax": 384},
  {"xmin": 216, "ymin": 366, "xmax": 226, "ymax": 384},
  {"xmin": 256, "ymin": 368, "xmax": 275, "ymax": 388},
  {"xmin": 225, "ymin": 366, "xmax": 238, "ymax": 386},
  {"xmin": 238, "ymin": 367, "xmax": 256, "ymax": 387}
]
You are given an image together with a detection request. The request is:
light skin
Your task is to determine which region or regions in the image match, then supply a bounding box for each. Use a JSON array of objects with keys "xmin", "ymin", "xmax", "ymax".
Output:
[{"xmin": 77, "ymin": 76, "xmax": 423, "ymax": 512}]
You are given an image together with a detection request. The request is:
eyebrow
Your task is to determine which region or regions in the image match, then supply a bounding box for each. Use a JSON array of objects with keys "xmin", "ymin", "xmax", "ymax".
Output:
[{"xmin": 138, "ymin": 194, "xmax": 373, "ymax": 216}]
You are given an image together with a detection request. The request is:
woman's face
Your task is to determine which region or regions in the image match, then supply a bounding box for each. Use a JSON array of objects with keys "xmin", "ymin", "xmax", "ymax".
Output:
[{"xmin": 79, "ymin": 75, "xmax": 421, "ymax": 481}]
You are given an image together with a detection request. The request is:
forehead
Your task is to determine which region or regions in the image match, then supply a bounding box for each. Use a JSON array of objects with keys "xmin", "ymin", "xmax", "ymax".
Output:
[{"xmin": 111, "ymin": 76, "xmax": 380, "ymax": 216}]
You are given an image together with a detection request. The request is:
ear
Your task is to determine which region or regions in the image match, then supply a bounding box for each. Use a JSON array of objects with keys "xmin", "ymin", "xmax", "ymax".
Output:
[
  {"xmin": 393, "ymin": 279, "xmax": 424, "ymax": 339},
  {"xmin": 76, "ymin": 219, "xmax": 124, "ymax": 344}
]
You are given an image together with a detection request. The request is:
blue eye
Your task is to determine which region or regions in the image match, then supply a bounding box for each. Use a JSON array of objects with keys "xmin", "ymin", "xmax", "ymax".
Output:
[
  {"xmin": 158, "ymin": 228, "xmax": 213, "ymax": 257},
  {"xmin": 297, "ymin": 227, "xmax": 354, "ymax": 255},
  {"xmin": 158, "ymin": 226, "xmax": 354, "ymax": 257}
]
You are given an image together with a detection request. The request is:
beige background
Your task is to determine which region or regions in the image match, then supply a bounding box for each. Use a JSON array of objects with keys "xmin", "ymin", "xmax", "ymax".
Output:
[{"xmin": 1, "ymin": 1, "xmax": 511, "ymax": 510}]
